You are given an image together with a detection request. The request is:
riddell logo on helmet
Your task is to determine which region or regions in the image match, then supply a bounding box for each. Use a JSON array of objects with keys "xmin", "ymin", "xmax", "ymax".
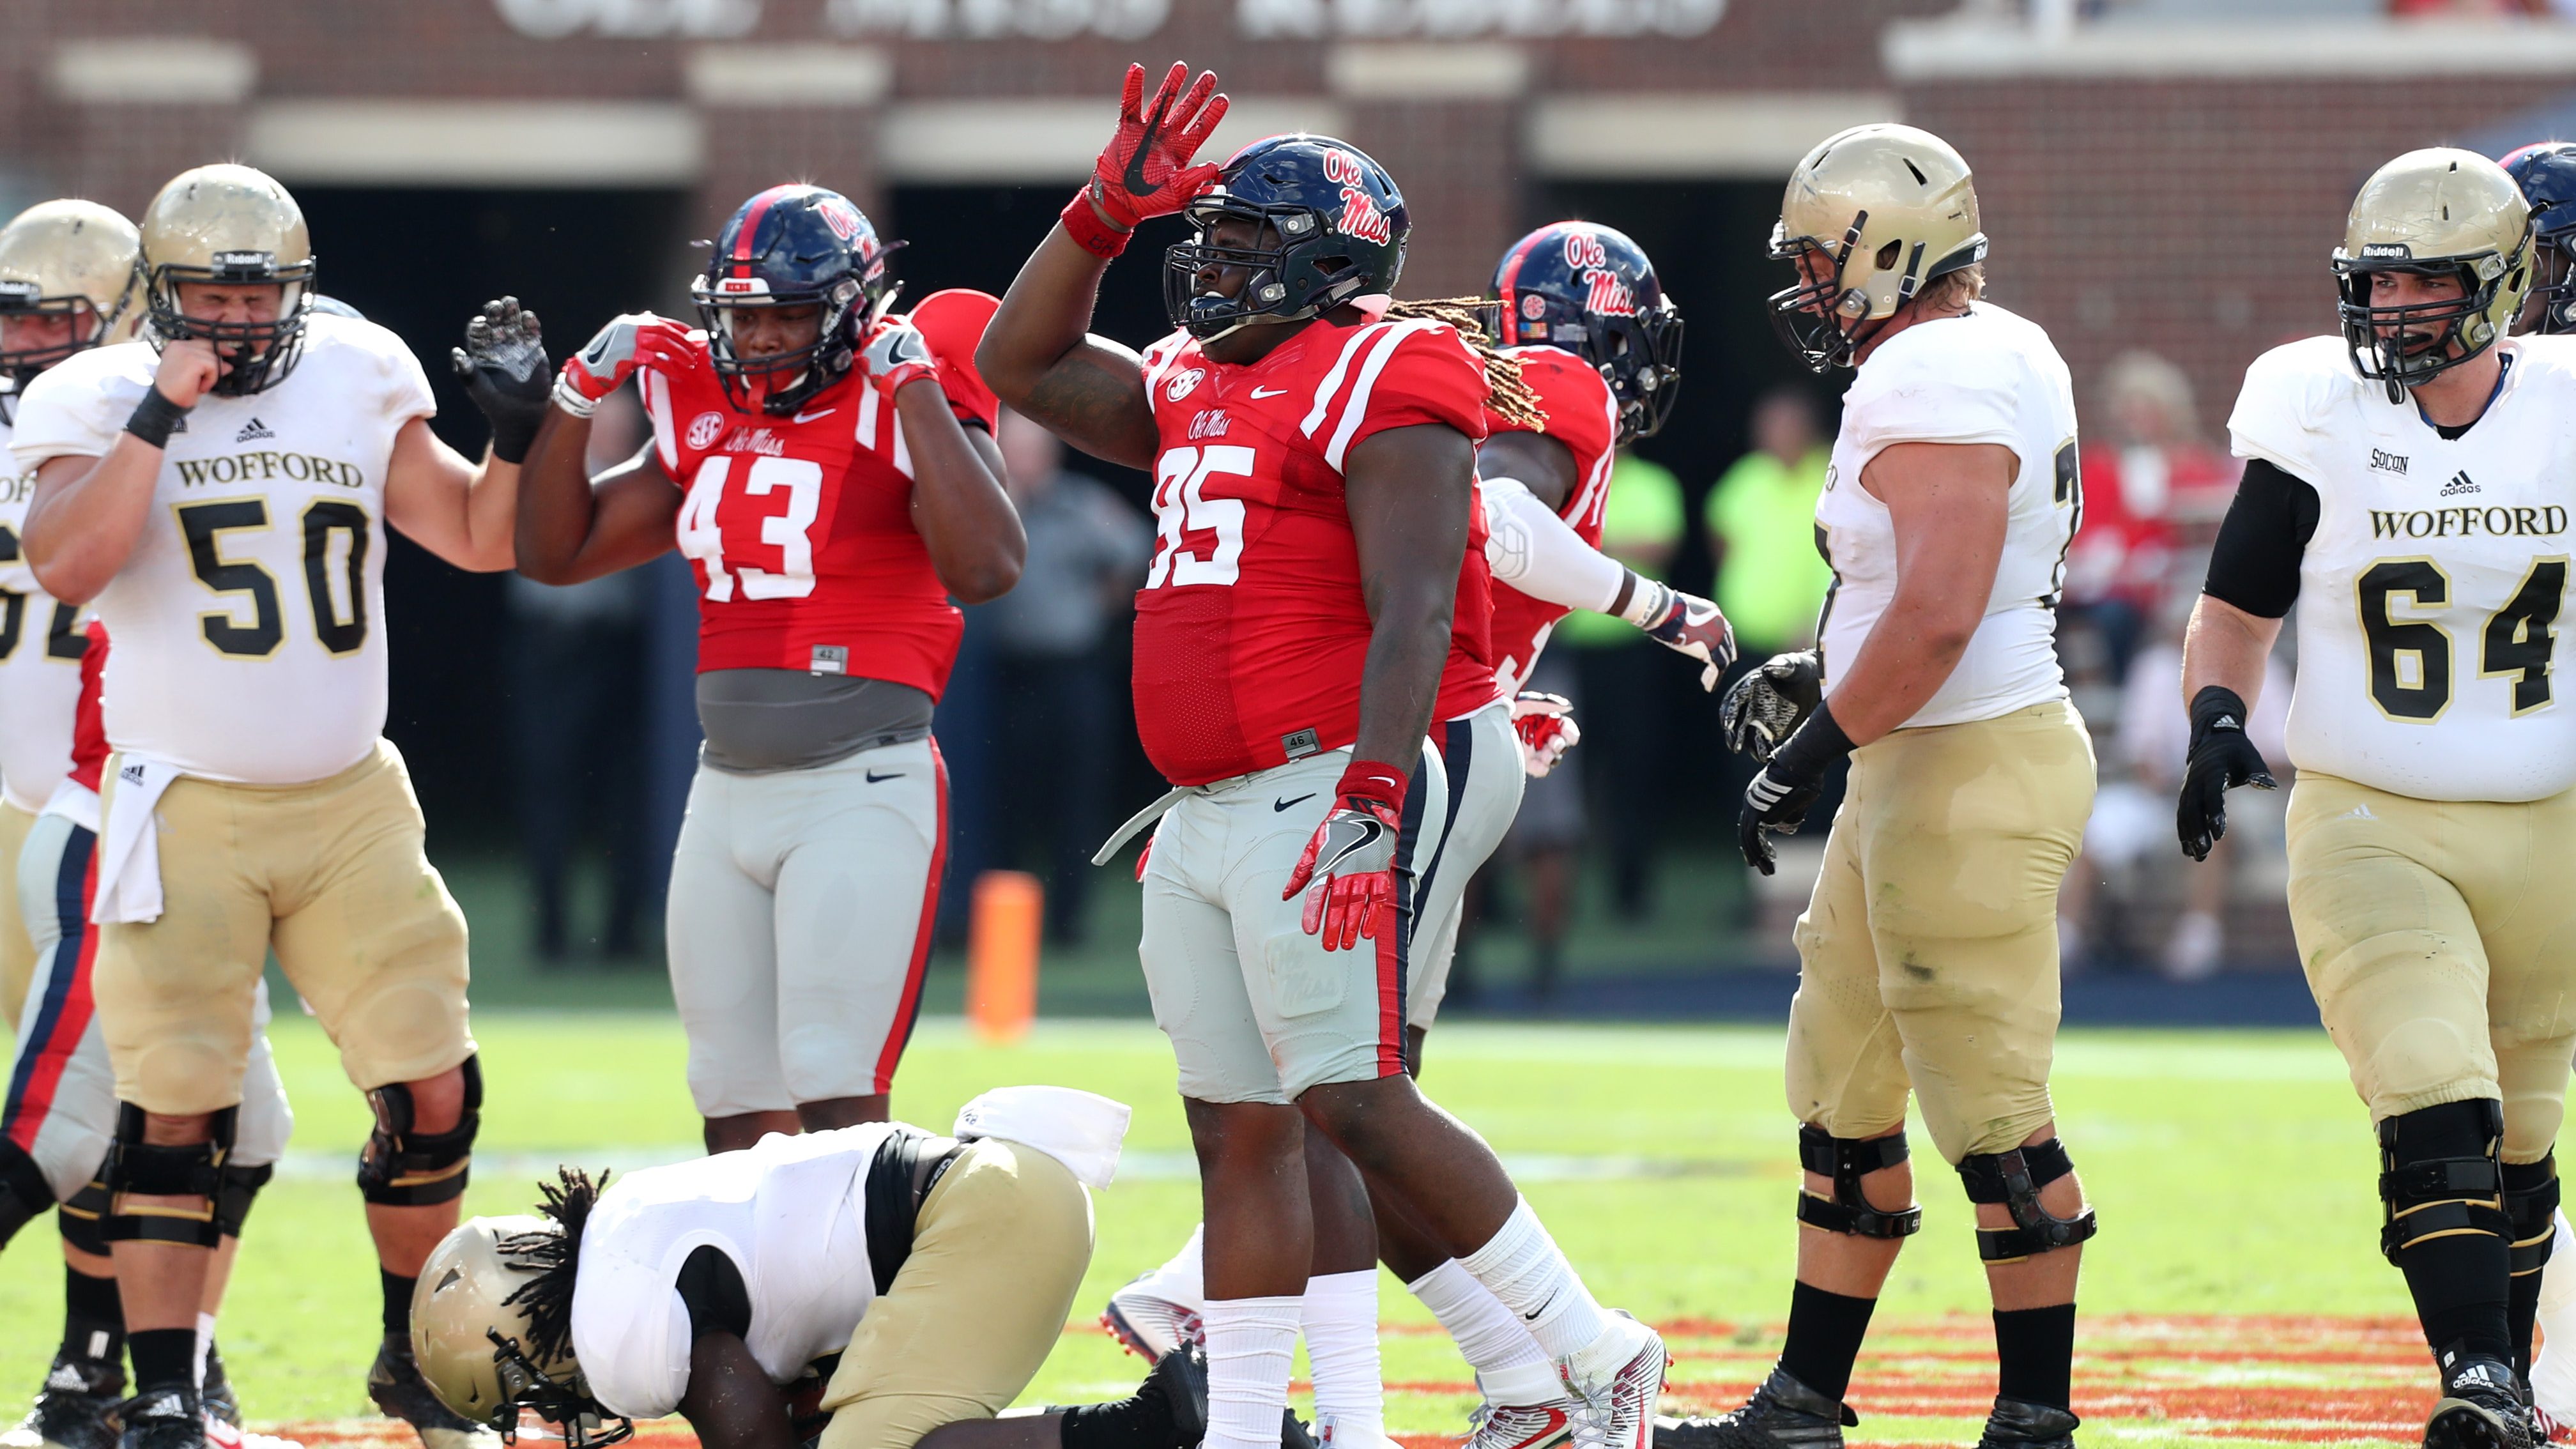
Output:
[{"xmin": 2361, "ymin": 243, "xmax": 2414, "ymax": 259}]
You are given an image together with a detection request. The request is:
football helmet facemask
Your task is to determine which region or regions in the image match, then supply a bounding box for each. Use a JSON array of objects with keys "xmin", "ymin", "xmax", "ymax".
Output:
[
  {"xmin": 413, "ymin": 1216, "xmax": 631, "ymax": 1449},
  {"xmin": 2502, "ymin": 140, "xmax": 2576, "ymax": 336},
  {"xmin": 1768, "ymin": 123, "xmax": 1986, "ymax": 374},
  {"xmin": 1163, "ymin": 134, "xmax": 1408, "ymax": 343},
  {"xmin": 693, "ymin": 184, "xmax": 900, "ymax": 417},
  {"xmin": 1488, "ymin": 220, "xmax": 1683, "ymax": 443},
  {"xmin": 2334, "ymin": 148, "xmax": 2533, "ymax": 403},
  {"xmin": 139, "ymin": 164, "xmax": 317, "ymax": 397},
  {"xmin": 0, "ymin": 199, "xmax": 144, "ymax": 399}
]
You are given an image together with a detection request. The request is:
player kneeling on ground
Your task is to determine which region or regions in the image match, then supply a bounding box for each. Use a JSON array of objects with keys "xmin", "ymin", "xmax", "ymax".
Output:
[
  {"xmin": 1672, "ymin": 125, "xmax": 2096, "ymax": 1449},
  {"xmin": 2181, "ymin": 147, "xmax": 2576, "ymax": 1449},
  {"xmin": 410, "ymin": 1089, "xmax": 1231, "ymax": 1449}
]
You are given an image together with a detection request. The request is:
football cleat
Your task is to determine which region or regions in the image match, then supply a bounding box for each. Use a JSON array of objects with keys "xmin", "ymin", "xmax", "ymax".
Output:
[
  {"xmin": 1469, "ymin": 1398, "xmax": 1574, "ymax": 1449},
  {"xmin": 3, "ymin": 1356, "xmax": 125, "ymax": 1449},
  {"xmin": 2426, "ymin": 1358, "xmax": 2537, "ymax": 1449},
  {"xmin": 112, "ymin": 1388, "xmax": 201, "ymax": 1449},
  {"xmin": 1102, "ymin": 1280, "xmax": 1202, "ymax": 1360},
  {"xmin": 1972, "ymin": 1397, "xmax": 2079, "ymax": 1449},
  {"xmin": 367, "ymin": 1333, "xmax": 503, "ymax": 1449},
  {"xmin": 1559, "ymin": 1314, "xmax": 1667, "ymax": 1449},
  {"xmin": 1653, "ymin": 1367, "xmax": 1854, "ymax": 1449},
  {"xmin": 1142, "ymin": 1346, "xmax": 1209, "ymax": 1449},
  {"xmin": 197, "ymin": 1347, "xmax": 238, "ymax": 1432}
]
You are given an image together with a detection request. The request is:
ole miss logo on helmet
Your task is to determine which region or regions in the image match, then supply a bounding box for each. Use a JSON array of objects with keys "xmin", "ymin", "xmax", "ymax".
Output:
[
  {"xmin": 1565, "ymin": 233, "xmax": 1636, "ymax": 316},
  {"xmin": 1323, "ymin": 149, "xmax": 1393, "ymax": 245}
]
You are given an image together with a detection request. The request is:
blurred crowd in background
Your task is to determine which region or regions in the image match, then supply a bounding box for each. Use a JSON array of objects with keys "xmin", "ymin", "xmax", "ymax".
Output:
[{"xmin": 503, "ymin": 349, "xmax": 2301, "ymax": 990}]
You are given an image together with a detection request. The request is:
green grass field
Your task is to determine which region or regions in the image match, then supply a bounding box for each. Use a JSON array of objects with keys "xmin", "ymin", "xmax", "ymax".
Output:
[{"xmin": 0, "ymin": 1015, "xmax": 2446, "ymax": 1448}]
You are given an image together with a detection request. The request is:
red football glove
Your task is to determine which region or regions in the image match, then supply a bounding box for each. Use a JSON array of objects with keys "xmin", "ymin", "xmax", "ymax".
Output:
[
  {"xmin": 859, "ymin": 317, "xmax": 939, "ymax": 399},
  {"xmin": 1087, "ymin": 61, "xmax": 1230, "ymax": 230},
  {"xmin": 555, "ymin": 312, "xmax": 690, "ymax": 417},
  {"xmin": 1510, "ymin": 692, "xmax": 1582, "ymax": 779},
  {"xmin": 1283, "ymin": 761, "xmax": 1406, "ymax": 953}
]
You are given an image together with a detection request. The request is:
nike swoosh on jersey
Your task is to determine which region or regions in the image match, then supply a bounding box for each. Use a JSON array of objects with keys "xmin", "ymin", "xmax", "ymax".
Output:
[
  {"xmin": 1250, "ymin": 387, "xmax": 1288, "ymax": 399},
  {"xmin": 1274, "ymin": 793, "xmax": 1316, "ymax": 812},
  {"xmin": 793, "ymin": 408, "xmax": 836, "ymax": 423},
  {"xmin": 866, "ymin": 770, "xmax": 905, "ymax": 783}
]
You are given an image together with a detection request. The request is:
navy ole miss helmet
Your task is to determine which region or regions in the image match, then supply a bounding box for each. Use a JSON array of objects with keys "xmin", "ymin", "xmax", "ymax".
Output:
[
  {"xmin": 691, "ymin": 184, "xmax": 898, "ymax": 415},
  {"xmin": 1489, "ymin": 221, "xmax": 1683, "ymax": 442},
  {"xmin": 2503, "ymin": 141, "xmax": 2576, "ymax": 335},
  {"xmin": 1165, "ymin": 134, "xmax": 1408, "ymax": 342}
]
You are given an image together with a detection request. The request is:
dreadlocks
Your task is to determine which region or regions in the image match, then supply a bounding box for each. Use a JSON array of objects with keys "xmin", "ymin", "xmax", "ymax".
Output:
[
  {"xmin": 1386, "ymin": 296, "xmax": 1547, "ymax": 433},
  {"xmin": 497, "ymin": 1167, "xmax": 608, "ymax": 1367}
]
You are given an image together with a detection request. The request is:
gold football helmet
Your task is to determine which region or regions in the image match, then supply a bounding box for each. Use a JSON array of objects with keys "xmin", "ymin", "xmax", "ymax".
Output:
[
  {"xmin": 1768, "ymin": 123, "xmax": 1986, "ymax": 372},
  {"xmin": 137, "ymin": 162, "xmax": 317, "ymax": 396},
  {"xmin": 414, "ymin": 1215, "xmax": 629, "ymax": 1449},
  {"xmin": 0, "ymin": 199, "xmax": 144, "ymax": 389},
  {"xmin": 2333, "ymin": 147, "xmax": 2533, "ymax": 402}
]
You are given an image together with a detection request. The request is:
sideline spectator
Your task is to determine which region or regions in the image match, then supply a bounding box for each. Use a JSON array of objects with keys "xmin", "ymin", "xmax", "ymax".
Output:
[
  {"xmin": 1703, "ymin": 387, "xmax": 1833, "ymax": 659},
  {"xmin": 1556, "ymin": 450, "xmax": 1685, "ymax": 918},
  {"xmin": 507, "ymin": 385, "xmax": 652, "ymax": 963},
  {"xmin": 2066, "ymin": 351, "xmax": 2239, "ymax": 684},
  {"xmin": 981, "ymin": 410, "xmax": 1152, "ymax": 945}
]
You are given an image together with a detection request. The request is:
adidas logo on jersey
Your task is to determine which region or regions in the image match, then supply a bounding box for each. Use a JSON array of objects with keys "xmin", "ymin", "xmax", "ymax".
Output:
[
  {"xmin": 2369, "ymin": 448, "xmax": 2409, "ymax": 476},
  {"xmin": 234, "ymin": 417, "xmax": 274, "ymax": 443},
  {"xmin": 2438, "ymin": 470, "xmax": 2479, "ymax": 498},
  {"xmin": 2340, "ymin": 803, "xmax": 2377, "ymax": 821}
]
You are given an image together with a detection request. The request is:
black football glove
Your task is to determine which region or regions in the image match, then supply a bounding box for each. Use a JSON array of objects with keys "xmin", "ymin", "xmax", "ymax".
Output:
[
  {"xmin": 1739, "ymin": 700, "xmax": 1855, "ymax": 877},
  {"xmin": 1720, "ymin": 650, "xmax": 1823, "ymax": 763},
  {"xmin": 451, "ymin": 296, "xmax": 549, "ymax": 464},
  {"xmin": 2176, "ymin": 685, "xmax": 2276, "ymax": 862}
]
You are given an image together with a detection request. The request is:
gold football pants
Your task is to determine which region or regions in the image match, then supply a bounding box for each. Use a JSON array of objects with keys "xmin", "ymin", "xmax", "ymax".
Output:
[
  {"xmin": 0, "ymin": 799, "xmax": 36, "ymax": 1031},
  {"xmin": 2286, "ymin": 772, "xmax": 2576, "ymax": 1164},
  {"xmin": 1786, "ymin": 699, "xmax": 2096, "ymax": 1165}
]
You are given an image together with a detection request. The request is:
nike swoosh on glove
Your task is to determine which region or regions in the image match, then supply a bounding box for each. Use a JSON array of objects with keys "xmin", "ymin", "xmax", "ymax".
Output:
[
  {"xmin": 555, "ymin": 312, "xmax": 690, "ymax": 417},
  {"xmin": 1635, "ymin": 584, "xmax": 1738, "ymax": 691},
  {"xmin": 2176, "ymin": 684, "xmax": 2276, "ymax": 862},
  {"xmin": 1719, "ymin": 650, "xmax": 1823, "ymax": 763},
  {"xmin": 1089, "ymin": 61, "xmax": 1230, "ymax": 229},
  {"xmin": 1283, "ymin": 760, "xmax": 1406, "ymax": 953},
  {"xmin": 859, "ymin": 317, "xmax": 939, "ymax": 398},
  {"xmin": 1510, "ymin": 691, "xmax": 1581, "ymax": 778},
  {"xmin": 1738, "ymin": 700, "xmax": 1855, "ymax": 877},
  {"xmin": 450, "ymin": 296, "xmax": 549, "ymax": 464}
]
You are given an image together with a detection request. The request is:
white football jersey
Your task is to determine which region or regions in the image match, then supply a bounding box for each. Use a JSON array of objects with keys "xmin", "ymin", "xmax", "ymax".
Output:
[
  {"xmin": 0, "ymin": 410, "xmax": 85, "ymax": 812},
  {"xmin": 1815, "ymin": 303, "xmax": 2079, "ymax": 729},
  {"xmin": 9, "ymin": 315, "xmax": 433, "ymax": 785},
  {"xmin": 571, "ymin": 1125, "xmax": 900, "ymax": 1420},
  {"xmin": 2229, "ymin": 334, "xmax": 2576, "ymax": 802}
]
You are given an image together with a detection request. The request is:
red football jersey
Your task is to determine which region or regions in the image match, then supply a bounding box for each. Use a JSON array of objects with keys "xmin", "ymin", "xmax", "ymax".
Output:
[
  {"xmin": 1132, "ymin": 314, "xmax": 1492, "ymax": 786},
  {"xmin": 1483, "ymin": 345, "xmax": 1621, "ymax": 694},
  {"xmin": 69, "ymin": 619, "xmax": 106, "ymax": 793},
  {"xmin": 639, "ymin": 310, "xmax": 990, "ymax": 696}
]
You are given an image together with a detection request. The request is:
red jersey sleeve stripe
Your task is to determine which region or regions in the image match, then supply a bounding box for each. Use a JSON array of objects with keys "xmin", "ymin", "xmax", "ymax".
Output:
[
  {"xmin": 1299, "ymin": 320, "xmax": 1397, "ymax": 438},
  {"xmin": 1323, "ymin": 319, "xmax": 1443, "ymax": 471}
]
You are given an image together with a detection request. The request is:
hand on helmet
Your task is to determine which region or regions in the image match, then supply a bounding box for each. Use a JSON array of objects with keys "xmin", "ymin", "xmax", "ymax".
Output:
[
  {"xmin": 555, "ymin": 312, "xmax": 686, "ymax": 418},
  {"xmin": 1283, "ymin": 762, "xmax": 1407, "ymax": 953},
  {"xmin": 1089, "ymin": 61, "xmax": 1230, "ymax": 231},
  {"xmin": 1634, "ymin": 582, "xmax": 1737, "ymax": 691},
  {"xmin": 859, "ymin": 318, "xmax": 939, "ymax": 399},
  {"xmin": 1720, "ymin": 650, "xmax": 1824, "ymax": 763},
  {"xmin": 451, "ymin": 296, "xmax": 549, "ymax": 464},
  {"xmin": 1510, "ymin": 692, "xmax": 1581, "ymax": 778}
]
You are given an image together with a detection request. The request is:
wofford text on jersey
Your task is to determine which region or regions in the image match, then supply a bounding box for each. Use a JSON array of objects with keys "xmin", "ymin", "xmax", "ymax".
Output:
[
  {"xmin": 173, "ymin": 450, "xmax": 366, "ymax": 489},
  {"xmin": 2370, "ymin": 505, "xmax": 2570, "ymax": 540}
]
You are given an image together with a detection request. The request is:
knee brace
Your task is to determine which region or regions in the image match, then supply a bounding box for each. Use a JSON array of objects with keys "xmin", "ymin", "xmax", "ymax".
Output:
[
  {"xmin": 2378, "ymin": 1100, "xmax": 2511, "ymax": 1266},
  {"xmin": 216, "ymin": 1163, "xmax": 273, "ymax": 1238},
  {"xmin": 357, "ymin": 1055, "xmax": 480, "ymax": 1207},
  {"xmin": 102, "ymin": 1102, "xmax": 234, "ymax": 1249},
  {"xmin": 1795, "ymin": 1125, "xmax": 1923, "ymax": 1240},
  {"xmin": 1958, "ymin": 1138, "xmax": 2097, "ymax": 1262},
  {"xmin": 0, "ymin": 1138, "xmax": 50, "ymax": 1247},
  {"xmin": 58, "ymin": 1174, "xmax": 111, "ymax": 1258},
  {"xmin": 2503, "ymin": 1154, "xmax": 2558, "ymax": 1278}
]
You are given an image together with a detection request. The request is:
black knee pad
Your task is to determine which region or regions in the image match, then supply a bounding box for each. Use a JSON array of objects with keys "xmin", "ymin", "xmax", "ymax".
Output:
[
  {"xmin": 58, "ymin": 1174, "xmax": 111, "ymax": 1258},
  {"xmin": 102, "ymin": 1102, "xmax": 234, "ymax": 1249},
  {"xmin": 1795, "ymin": 1125, "xmax": 1923, "ymax": 1240},
  {"xmin": 1958, "ymin": 1138, "xmax": 2097, "ymax": 1262},
  {"xmin": 358, "ymin": 1055, "xmax": 480, "ymax": 1207},
  {"xmin": 2378, "ymin": 1100, "xmax": 2511, "ymax": 1265},
  {"xmin": 215, "ymin": 1163, "xmax": 273, "ymax": 1238},
  {"xmin": 2503, "ymin": 1154, "xmax": 2558, "ymax": 1278},
  {"xmin": 0, "ymin": 1138, "xmax": 50, "ymax": 1247}
]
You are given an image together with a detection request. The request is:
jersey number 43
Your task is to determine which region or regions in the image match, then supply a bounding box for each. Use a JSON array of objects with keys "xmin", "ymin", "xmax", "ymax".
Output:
[{"xmin": 678, "ymin": 455, "xmax": 825, "ymax": 602}]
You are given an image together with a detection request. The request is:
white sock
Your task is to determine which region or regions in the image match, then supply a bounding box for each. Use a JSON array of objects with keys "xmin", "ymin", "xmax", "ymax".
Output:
[
  {"xmin": 1203, "ymin": 1296, "xmax": 1303, "ymax": 1449},
  {"xmin": 1457, "ymin": 1197, "xmax": 1609, "ymax": 1361},
  {"xmin": 2543, "ymin": 1210, "xmax": 2576, "ymax": 1318},
  {"xmin": 1410, "ymin": 1258, "xmax": 1553, "ymax": 1383},
  {"xmin": 194, "ymin": 1312, "xmax": 217, "ymax": 1388},
  {"xmin": 1302, "ymin": 1271, "xmax": 1384, "ymax": 1445},
  {"xmin": 1141, "ymin": 1222, "xmax": 1209, "ymax": 1314}
]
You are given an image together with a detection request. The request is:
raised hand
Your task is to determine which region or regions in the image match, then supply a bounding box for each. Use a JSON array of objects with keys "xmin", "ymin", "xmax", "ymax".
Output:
[
  {"xmin": 451, "ymin": 296, "xmax": 549, "ymax": 464},
  {"xmin": 1088, "ymin": 61, "xmax": 1230, "ymax": 229},
  {"xmin": 555, "ymin": 312, "xmax": 686, "ymax": 418},
  {"xmin": 859, "ymin": 316, "xmax": 939, "ymax": 399}
]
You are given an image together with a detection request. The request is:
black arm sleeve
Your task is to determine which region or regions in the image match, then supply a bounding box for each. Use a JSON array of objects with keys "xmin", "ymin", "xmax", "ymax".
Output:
[
  {"xmin": 676, "ymin": 1245, "xmax": 753, "ymax": 1341},
  {"xmin": 2202, "ymin": 457, "xmax": 2321, "ymax": 620}
]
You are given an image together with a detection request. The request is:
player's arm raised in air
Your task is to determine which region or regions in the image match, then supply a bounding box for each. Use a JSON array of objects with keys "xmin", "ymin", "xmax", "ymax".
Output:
[
  {"xmin": 978, "ymin": 62, "xmax": 1229, "ymax": 469},
  {"xmin": 384, "ymin": 296, "xmax": 553, "ymax": 573},
  {"xmin": 864, "ymin": 317, "xmax": 1024, "ymax": 602},
  {"xmin": 512, "ymin": 314, "xmax": 692, "ymax": 585}
]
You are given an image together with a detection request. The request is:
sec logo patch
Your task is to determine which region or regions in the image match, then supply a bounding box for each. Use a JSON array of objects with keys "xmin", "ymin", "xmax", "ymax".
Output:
[
  {"xmin": 687, "ymin": 411, "xmax": 727, "ymax": 450},
  {"xmin": 1166, "ymin": 369, "xmax": 1204, "ymax": 402}
]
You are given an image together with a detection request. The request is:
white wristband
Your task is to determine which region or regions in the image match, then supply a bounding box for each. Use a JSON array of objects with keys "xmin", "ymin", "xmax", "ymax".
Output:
[
  {"xmin": 550, "ymin": 374, "xmax": 599, "ymax": 419},
  {"xmin": 1618, "ymin": 574, "xmax": 1674, "ymax": 628}
]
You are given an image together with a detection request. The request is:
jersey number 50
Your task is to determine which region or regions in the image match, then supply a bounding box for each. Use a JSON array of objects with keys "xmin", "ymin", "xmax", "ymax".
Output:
[
  {"xmin": 175, "ymin": 500, "xmax": 370, "ymax": 657},
  {"xmin": 2359, "ymin": 557, "xmax": 2565, "ymax": 719},
  {"xmin": 1146, "ymin": 445, "xmax": 1250, "ymax": 589}
]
